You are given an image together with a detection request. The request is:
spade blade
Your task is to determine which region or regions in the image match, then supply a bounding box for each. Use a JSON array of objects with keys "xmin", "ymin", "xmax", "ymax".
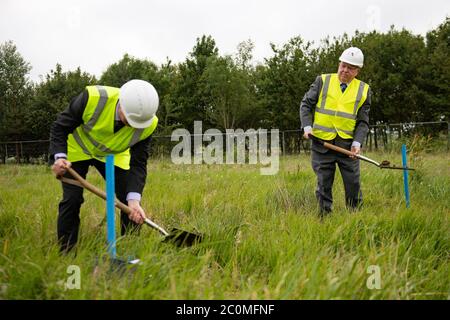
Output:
[{"xmin": 162, "ymin": 228, "xmax": 203, "ymax": 247}]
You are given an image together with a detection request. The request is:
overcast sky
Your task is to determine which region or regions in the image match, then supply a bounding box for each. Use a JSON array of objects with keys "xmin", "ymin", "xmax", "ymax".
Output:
[{"xmin": 1, "ymin": 0, "xmax": 449, "ymax": 82}]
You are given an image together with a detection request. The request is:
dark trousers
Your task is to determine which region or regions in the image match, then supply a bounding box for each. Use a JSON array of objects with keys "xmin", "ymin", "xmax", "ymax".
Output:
[
  {"xmin": 311, "ymin": 149, "xmax": 362, "ymax": 214},
  {"xmin": 57, "ymin": 159, "xmax": 138, "ymax": 252}
]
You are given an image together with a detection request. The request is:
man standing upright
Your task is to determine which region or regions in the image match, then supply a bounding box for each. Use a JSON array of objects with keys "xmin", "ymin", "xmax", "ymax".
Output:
[{"xmin": 300, "ymin": 47, "xmax": 371, "ymax": 216}]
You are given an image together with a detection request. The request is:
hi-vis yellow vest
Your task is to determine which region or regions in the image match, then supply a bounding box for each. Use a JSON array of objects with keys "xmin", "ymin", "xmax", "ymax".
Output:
[
  {"xmin": 312, "ymin": 73, "xmax": 369, "ymax": 140},
  {"xmin": 67, "ymin": 85, "xmax": 158, "ymax": 170}
]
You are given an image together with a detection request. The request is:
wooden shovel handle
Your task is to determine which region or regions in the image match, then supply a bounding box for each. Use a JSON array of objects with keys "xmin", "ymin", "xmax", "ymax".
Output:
[
  {"xmin": 307, "ymin": 134, "xmax": 383, "ymax": 167},
  {"xmin": 308, "ymin": 133, "xmax": 354, "ymax": 157},
  {"xmin": 63, "ymin": 166, "xmax": 132, "ymax": 215},
  {"xmin": 57, "ymin": 167, "xmax": 170, "ymax": 236},
  {"xmin": 322, "ymin": 141, "xmax": 355, "ymax": 157}
]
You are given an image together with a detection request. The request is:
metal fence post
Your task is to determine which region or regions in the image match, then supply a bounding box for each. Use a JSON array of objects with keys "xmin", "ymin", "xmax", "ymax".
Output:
[
  {"xmin": 447, "ymin": 122, "xmax": 449, "ymax": 152},
  {"xmin": 386, "ymin": 124, "xmax": 390, "ymax": 151}
]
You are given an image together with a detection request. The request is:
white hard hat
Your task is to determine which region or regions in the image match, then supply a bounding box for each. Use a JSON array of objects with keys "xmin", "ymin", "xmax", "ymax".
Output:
[
  {"xmin": 119, "ymin": 79, "xmax": 159, "ymax": 129},
  {"xmin": 339, "ymin": 47, "xmax": 364, "ymax": 68}
]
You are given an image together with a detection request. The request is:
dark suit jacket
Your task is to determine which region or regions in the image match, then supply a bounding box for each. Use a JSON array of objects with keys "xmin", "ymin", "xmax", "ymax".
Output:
[{"xmin": 49, "ymin": 90, "xmax": 152, "ymax": 195}]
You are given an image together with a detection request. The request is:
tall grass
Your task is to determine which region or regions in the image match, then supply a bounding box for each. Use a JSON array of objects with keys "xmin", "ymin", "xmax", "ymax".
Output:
[{"xmin": 0, "ymin": 152, "xmax": 448, "ymax": 299}]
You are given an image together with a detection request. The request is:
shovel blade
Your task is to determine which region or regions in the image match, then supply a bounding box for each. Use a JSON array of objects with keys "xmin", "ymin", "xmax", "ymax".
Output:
[{"xmin": 162, "ymin": 228, "xmax": 203, "ymax": 247}]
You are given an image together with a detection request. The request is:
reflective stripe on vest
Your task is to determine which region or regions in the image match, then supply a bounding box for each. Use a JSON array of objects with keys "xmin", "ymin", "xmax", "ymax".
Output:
[
  {"xmin": 312, "ymin": 73, "xmax": 369, "ymax": 140},
  {"xmin": 67, "ymin": 85, "xmax": 158, "ymax": 169},
  {"xmin": 83, "ymin": 86, "xmax": 108, "ymax": 133},
  {"xmin": 313, "ymin": 123, "xmax": 354, "ymax": 136}
]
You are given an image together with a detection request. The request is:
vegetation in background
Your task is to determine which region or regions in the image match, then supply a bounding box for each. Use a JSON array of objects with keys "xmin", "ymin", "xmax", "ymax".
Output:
[{"xmin": 0, "ymin": 18, "xmax": 449, "ymax": 141}]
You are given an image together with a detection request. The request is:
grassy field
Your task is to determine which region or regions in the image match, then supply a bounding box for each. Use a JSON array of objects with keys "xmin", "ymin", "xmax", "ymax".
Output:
[{"xmin": 0, "ymin": 151, "xmax": 449, "ymax": 300}]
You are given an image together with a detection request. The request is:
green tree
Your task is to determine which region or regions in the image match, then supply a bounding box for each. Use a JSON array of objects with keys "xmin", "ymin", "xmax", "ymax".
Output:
[
  {"xmin": 29, "ymin": 64, "xmax": 96, "ymax": 139},
  {"xmin": 352, "ymin": 28, "xmax": 427, "ymax": 123},
  {"xmin": 100, "ymin": 54, "xmax": 181, "ymax": 135},
  {"xmin": 0, "ymin": 40, "xmax": 32, "ymax": 141},
  {"xmin": 313, "ymin": 34, "xmax": 350, "ymax": 75},
  {"xmin": 234, "ymin": 39, "xmax": 265, "ymax": 129},
  {"xmin": 256, "ymin": 36, "xmax": 318, "ymax": 130},
  {"xmin": 421, "ymin": 17, "xmax": 450, "ymax": 121},
  {"xmin": 201, "ymin": 54, "xmax": 259, "ymax": 129},
  {"xmin": 99, "ymin": 53, "xmax": 159, "ymax": 87},
  {"xmin": 175, "ymin": 35, "xmax": 219, "ymax": 130},
  {"xmin": 155, "ymin": 59, "xmax": 183, "ymax": 135},
  {"xmin": 235, "ymin": 39, "xmax": 255, "ymax": 71}
]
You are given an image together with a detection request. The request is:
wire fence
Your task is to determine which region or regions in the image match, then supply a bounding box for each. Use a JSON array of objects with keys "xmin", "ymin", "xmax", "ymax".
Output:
[{"xmin": 0, "ymin": 122, "xmax": 448, "ymax": 164}]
